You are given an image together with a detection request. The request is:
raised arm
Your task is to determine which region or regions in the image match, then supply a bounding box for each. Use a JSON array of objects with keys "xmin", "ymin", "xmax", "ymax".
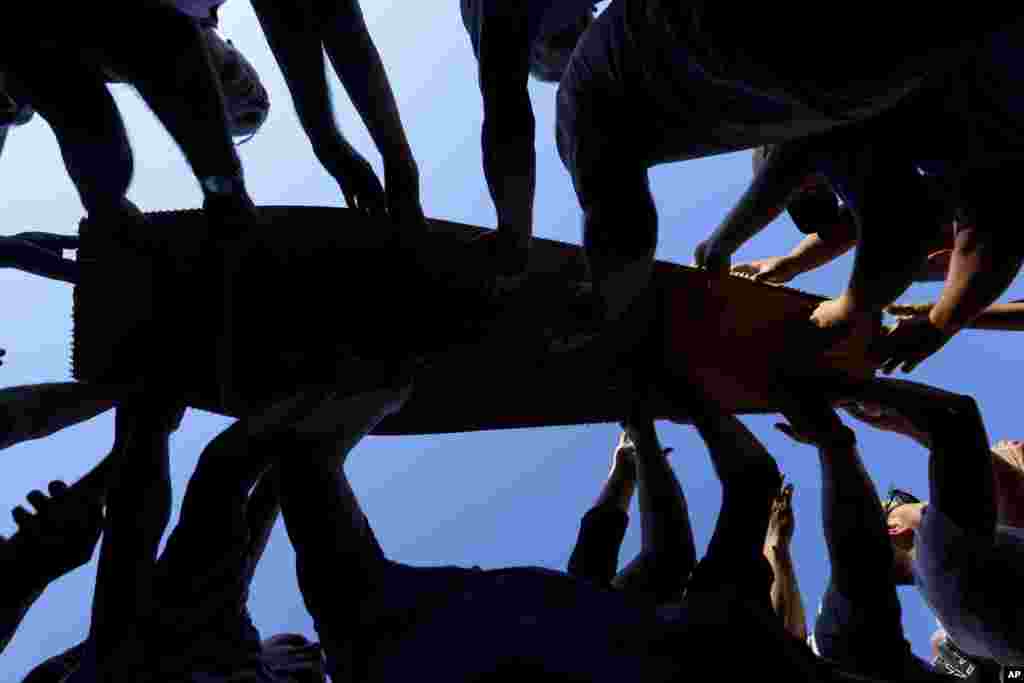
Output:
[
  {"xmin": 776, "ymin": 391, "xmax": 893, "ymax": 601},
  {"xmin": 887, "ymin": 299, "xmax": 1024, "ymax": 332},
  {"xmin": 611, "ymin": 419, "xmax": 695, "ymax": 603},
  {"xmin": 731, "ymin": 232, "xmax": 856, "ymax": 284},
  {"xmin": 474, "ymin": 5, "xmax": 535, "ymax": 273},
  {"xmin": 763, "ymin": 482, "xmax": 807, "ymax": 642},
  {"xmin": 567, "ymin": 432, "xmax": 635, "ymax": 587},
  {"xmin": 249, "ymin": 0, "xmax": 386, "ymax": 216},
  {"xmin": 0, "ymin": 479, "xmax": 104, "ymax": 654},
  {"xmin": 808, "ymin": 142, "xmax": 940, "ymax": 333},
  {"xmin": 245, "ymin": 466, "xmax": 282, "ymax": 571},
  {"xmin": 0, "ymin": 383, "xmax": 115, "ymax": 452},
  {"xmin": 695, "ymin": 139, "xmax": 820, "ymax": 272},
  {"xmin": 0, "ymin": 234, "xmax": 79, "ymax": 283},
  {"xmin": 87, "ymin": 400, "xmax": 183, "ymax": 677},
  {"xmin": 320, "ymin": 1, "xmax": 423, "ymax": 223},
  {"xmin": 854, "ymin": 379, "xmax": 995, "ymax": 538}
]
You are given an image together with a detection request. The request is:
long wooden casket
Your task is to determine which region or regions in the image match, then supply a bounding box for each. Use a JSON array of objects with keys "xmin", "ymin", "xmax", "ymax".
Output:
[{"xmin": 71, "ymin": 207, "xmax": 879, "ymax": 434}]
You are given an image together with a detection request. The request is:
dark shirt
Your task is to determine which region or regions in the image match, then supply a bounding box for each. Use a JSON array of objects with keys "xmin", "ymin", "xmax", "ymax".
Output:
[
  {"xmin": 354, "ymin": 564, "xmax": 763, "ymax": 682},
  {"xmin": 557, "ymin": 0, "xmax": 852, "ymax": 182},
  {"xmin": 812, "ymin": 580, "xmax": 941, "ymax": 681}
]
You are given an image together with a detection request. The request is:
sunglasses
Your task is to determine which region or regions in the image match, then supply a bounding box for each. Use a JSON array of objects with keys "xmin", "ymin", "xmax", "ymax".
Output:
[{"xmin": 884, "ymin": 487, "xmax": 921, "ymax": 518}]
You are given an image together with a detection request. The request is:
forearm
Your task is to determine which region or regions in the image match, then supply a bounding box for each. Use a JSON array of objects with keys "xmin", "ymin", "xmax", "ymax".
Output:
[
  {"xmin": 0, "ymin": 239, "xmax": 79, "ymax": 283},
  {"xmin": 784, "ymin": 233, "xmax": 856, "ymax": 276},
  {"xmin": 817, "ymin": 440, "xmax": 893, "ymax": 598},
  {"xmin": 0, "ymin": 585, "xmax": 43, "ymax": 655},
  {"xmin": 0, "ymin": 534, "xmax": 56, "ymax": 653},
  {"xmin": 842, "ymin": 221, "xmax": 928, "ymax": 314},
  {"xmin": 88, "ymin": 431, "xmax": 171, "ymax": 658},
  {"xmin": 924, "ymin": 392, "xmax": 995, "ymax": 536},
  {"xmin": 593, "ymin": 461, "xmax": 636, "ymax": 513},
  {"xmin": 703, "ymin": 139, "xmax": 816, "ymax": 258},
  {"xmin": 837, "ymin": 149, "xmax": 938, "ymax": 314},
  {"xmin": 967, "ymin": 301, "xmax": 1024, "ymax": 331},
  {"xmin": 481, "ymin": 103, "xmax": 536, "ymax": 239},
  {"xmin": 327, "ymin": 7, "xmax": 414, "ymax": 166},
  {"xmin": 763, "ymin": 545, "xmax": 808, "ymax": 642},
  {"xmin": 0, "ymin": 383, "xmax": 115, "ymax": 451},
  {"xmin": 991, "ymin": 453, "xmax": 1024, "ymax": 528},
  {"xmin": 632, "ymin": 439, "xmax": 696, "ymax": 576},
  {"xmin": 246, "ymin": 466, "xmax": 282, "ymax": 570},
  {"xmin": 930, "ymin": 228, "xmax": 1024, "ymax": 333},
  {"xmin": 568, "ymin": 503, "xmax": 629, "ymax": 587}
]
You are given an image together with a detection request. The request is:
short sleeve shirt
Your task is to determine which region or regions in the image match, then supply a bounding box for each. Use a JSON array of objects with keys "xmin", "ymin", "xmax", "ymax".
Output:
[{"xmin": 914, "ymin": 505, "xmax": 1024, "ymax": 665}]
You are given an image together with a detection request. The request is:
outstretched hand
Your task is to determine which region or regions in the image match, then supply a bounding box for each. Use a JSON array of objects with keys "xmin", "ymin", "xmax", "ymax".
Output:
[
  {"xmin": 765, "ymin": 481, "xmax": 795, "ymax": 549},
  {"xmin": 731, "ymin": 256, "xmax": 798, "ymax": 284},
  {"xmin": 809, "ymin": 296, "xmax": 854, "ymax": 330},
  {"xmin": 840, "ymin": 400, "xmax": 931, "ymax": 447},
  {"xmin": 885, "ymin": 302, "xmax": 934, "ymax": 321},
  {"xmin": 10, "ymin": 480, "xmax": 104, "ymax": 586},
  {"xmin": 11, "ymin": 232, "xmax": 79, "ymax": 257},
  {"xmin": 694, "ymin": 239, "xmax": 730, "ymax": 275},
  {"xmin": 874, "ymin": 316, "xmax": 954, "ymax": 374},
  {"xmin": 337, "ymin": 150, "xmax": 387, "ymax": 216},
  {"xmin": 775, "ymin": 382, "xmax": 854, "ymax": 449},
  {"xmin": 474, "ymin": 229, "xmax": 530, "ymax": 281}
]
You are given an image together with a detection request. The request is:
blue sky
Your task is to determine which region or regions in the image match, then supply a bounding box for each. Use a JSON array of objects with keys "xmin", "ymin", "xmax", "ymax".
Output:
[{"xmin": 4, "ymin": 2, "xmax": 1024, "ymax": 679}]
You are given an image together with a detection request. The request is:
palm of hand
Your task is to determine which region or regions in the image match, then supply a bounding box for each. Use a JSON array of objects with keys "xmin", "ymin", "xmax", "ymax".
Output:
[
  {"xmin": 14, "ymin": 482, "xmax": 103, "ymax": 582},
  {"xmin": 732, "ymin": 257, "xmax": 793, "ymax": 284},
  {"xmin": 766, "ymin": 484, "xmax": 795, "ymax": 546}
]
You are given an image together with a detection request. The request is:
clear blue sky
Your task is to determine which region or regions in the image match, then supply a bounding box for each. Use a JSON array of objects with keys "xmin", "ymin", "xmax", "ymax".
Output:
[{"xmin": 4, "ymin": 2, "xmax": 1023, "ymax": 679}]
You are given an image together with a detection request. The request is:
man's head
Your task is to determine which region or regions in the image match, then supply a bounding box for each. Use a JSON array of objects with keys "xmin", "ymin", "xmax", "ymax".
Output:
[
  {"xmin": 202, "ymin": 28, "xmax": 270, "ymax": 139},
  {"xmin": 884, "ymin": 487, "xmax": 926, "ymax": 584},
  {"xmin": 529, "ymin": 8, "xmax": 596, "ymax": 82}
]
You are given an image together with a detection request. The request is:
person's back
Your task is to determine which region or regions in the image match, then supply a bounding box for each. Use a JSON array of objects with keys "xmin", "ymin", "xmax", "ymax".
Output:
[
  {"xmin": 355, "ymin": 562, "xmax": 828, "ymax": 682},
  {"xmin": 915, "ymin": 508, "xmax": 1024, "ymax": 665}
]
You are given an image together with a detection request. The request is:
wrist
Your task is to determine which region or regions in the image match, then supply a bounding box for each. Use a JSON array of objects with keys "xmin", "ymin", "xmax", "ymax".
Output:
[
  {"xmin": 764, "ymin": 541, "xmax": 793, "ymax": 562},
  {"xmin": 4, "ymin": 534, "xmax": 52, "ymax": 595},
  {"xmin": 609, "ymin": 459, "xmax": 636, "ymax": 481},
  {"xmin": 927, "ymin": 304, "xmax": 962, "ymax": 335},
  {"xmin": 382, "ymin": 148, "xmax": 417, "ymax": 176}
]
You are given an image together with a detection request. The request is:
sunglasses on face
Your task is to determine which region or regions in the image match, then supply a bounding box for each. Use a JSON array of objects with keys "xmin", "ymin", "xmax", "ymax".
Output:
[{"xmin": 884, "ymin": 487, "xmax": 921, "ymax": 518}]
